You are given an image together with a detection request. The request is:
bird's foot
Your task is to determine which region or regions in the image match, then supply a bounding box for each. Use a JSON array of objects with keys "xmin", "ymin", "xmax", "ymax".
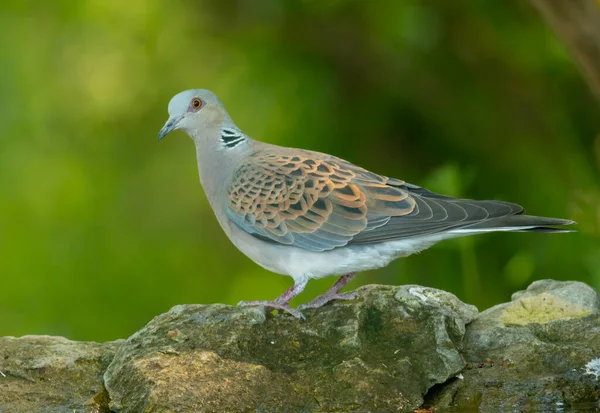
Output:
[
  {"xmin": 237, "ymin": 300, "xmax": 305, "ymax": 319},
  {"xmin": 297, "ymin": 291, "xmax": 359, "ymax": 310}
]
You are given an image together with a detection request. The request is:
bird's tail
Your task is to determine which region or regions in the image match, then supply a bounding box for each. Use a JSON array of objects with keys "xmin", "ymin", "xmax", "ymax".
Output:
[{"xmin": 451, "ymin": 215, "xmax": 576, "ymax": 234}]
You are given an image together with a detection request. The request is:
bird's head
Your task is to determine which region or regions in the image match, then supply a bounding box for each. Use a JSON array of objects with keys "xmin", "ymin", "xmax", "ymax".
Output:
[{"xmin": 158, "ymin": 89, "xmax": 231, "ymax": 141}]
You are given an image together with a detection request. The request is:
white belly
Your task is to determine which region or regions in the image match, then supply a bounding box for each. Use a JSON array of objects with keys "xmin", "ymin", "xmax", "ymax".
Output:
[{"xmin": 227, "ymin": 223, "xmax": 458, "ymax": 285}]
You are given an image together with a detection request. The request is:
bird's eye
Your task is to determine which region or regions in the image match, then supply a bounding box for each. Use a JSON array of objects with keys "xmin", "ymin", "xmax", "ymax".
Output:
[{"xmin": 191, "ymin": 97, "xmax": 202, "ymax": 109}]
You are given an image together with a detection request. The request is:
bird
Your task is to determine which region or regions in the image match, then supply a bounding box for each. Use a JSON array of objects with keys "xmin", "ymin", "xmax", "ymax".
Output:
[{"xmin": 158, "ymin": 89, "xmax": 575, "ymax": 319}]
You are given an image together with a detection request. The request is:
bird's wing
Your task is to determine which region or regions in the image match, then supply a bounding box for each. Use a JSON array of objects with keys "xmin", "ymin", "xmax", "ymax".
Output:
[{"xmin": 225, "ymin": 151, "xmax": 523, "ymax": 252}]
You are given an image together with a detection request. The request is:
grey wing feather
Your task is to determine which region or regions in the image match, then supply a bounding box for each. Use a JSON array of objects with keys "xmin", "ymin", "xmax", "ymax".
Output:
[{"xmin": 349, "ymin": 185, "xmax": 525, "ymax": 245}]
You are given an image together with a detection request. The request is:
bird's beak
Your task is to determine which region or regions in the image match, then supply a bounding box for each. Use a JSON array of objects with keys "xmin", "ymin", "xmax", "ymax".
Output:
[{"xmin": 158, "ymin": 115, "xmax": 183, "ymax": 141}]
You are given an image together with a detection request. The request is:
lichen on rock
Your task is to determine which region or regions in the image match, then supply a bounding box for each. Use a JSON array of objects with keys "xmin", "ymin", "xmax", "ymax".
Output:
[
  {"xmin": 584, "ymin": 358, "xmax": 600, "ymax": 381},
  {"xmin": 499, "ymin": 280, "xmax": 596, "ymax": 325}
]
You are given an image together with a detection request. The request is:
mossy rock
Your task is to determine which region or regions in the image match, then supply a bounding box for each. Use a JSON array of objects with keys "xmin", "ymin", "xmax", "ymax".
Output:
[{"xmin": 104, "ymin": 284, "xmax": 478, "ymax": 412}]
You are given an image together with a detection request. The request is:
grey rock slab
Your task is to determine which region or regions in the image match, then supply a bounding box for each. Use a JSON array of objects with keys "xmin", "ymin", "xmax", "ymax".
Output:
[
  {"xmin": 104, "ymin": 284, "xmax": 478, "ymax": 413},
  {"xmin": 0, "ymin": 335, "xmax": 122, "ymax": 413},
  {"xmin": 428, "ymin": 279, "xmax": 600, "ymax": 411}
]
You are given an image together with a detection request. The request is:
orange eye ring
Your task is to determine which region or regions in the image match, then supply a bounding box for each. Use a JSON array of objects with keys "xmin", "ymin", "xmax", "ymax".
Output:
[{"xmin": 191, "ymin": 97, "xmax": 202, "ymax": 109}]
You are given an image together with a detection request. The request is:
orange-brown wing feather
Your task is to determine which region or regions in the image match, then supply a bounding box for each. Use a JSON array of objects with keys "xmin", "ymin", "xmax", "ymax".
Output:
[{"xmin": 226, "ymin": 152, "xmax": 417, "ymax": 251}]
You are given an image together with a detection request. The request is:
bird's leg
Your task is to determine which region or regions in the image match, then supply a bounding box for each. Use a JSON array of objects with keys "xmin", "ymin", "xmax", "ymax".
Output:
[
  {"xmin": 298, "ymin": 272, "xmax": 358, "ymax": 310},
  {"xmin": 238, "ymin": 280, "xmax": 307, "ymax": 319}
]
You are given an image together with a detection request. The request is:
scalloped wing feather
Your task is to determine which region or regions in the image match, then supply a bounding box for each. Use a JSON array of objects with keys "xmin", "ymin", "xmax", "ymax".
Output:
[{"xmin": 226, "ymin": 151, "xmax": 525, "ymax": 251}]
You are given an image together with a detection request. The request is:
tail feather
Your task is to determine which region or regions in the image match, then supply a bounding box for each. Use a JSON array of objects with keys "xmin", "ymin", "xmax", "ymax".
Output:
[{"xmin": 454, "ymin": 215, "xmax": 575, "ymax": 234}]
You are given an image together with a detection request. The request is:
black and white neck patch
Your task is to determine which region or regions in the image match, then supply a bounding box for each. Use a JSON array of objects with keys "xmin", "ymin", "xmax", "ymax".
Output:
[{"xmin": 220, "ymin": 128, "xmax": 246, "ymax": 148}]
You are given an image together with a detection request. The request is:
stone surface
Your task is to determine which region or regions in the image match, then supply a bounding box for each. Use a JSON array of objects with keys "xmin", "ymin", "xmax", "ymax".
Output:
[
  {"xmin": 2, "ymin": 280, "xmax": 599, "ymax": 412},
  {"xmin": 427, "ymin": 280, "xmax": 600, "ymax": 411},
  {"xmin": 104, "ymin": 284, "xmax": 478, "ymax": 413},
  {"xmin": 0, "ymin": 335, "xmax": 121, "ymax": 413}
]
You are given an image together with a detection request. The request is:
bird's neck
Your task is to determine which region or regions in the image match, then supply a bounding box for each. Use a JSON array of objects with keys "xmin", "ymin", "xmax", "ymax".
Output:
[{"xmin": 191, "ymin": 127, "xmax": 254, "ymax": 234}]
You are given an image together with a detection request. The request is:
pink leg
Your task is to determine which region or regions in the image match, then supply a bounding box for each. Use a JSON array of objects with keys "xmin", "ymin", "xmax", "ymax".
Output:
[
  {"xmin": 298, "ymin": 272, "xmax": 358, "ymax": 310},
  {"xmin": 238, "ymin": 280, "xmax": 307, "ymax": 319}
]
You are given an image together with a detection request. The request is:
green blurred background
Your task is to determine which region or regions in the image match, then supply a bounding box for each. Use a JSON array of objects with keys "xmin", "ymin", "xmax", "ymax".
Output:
[{"xmin": 1, "ymin": 0, "xmax": 599, "ymax": 342}]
